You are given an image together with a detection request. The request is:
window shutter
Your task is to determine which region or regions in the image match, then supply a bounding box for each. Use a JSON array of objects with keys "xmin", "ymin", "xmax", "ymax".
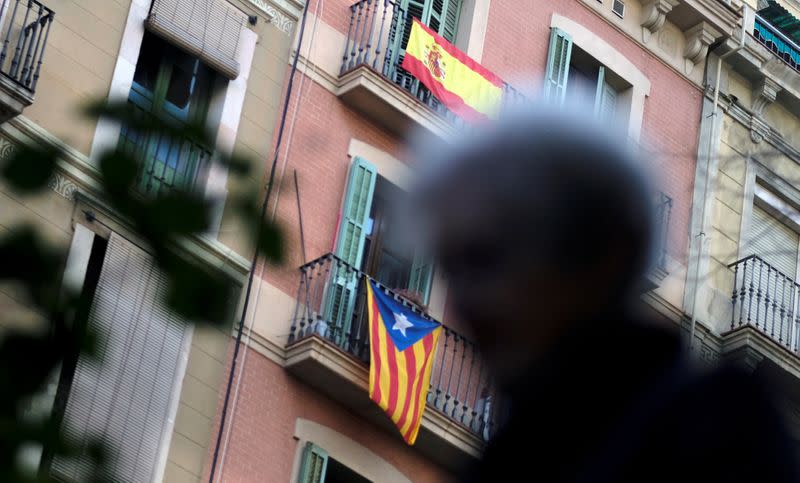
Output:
[
  {"xmin": 297, "ymin": 443, "xmax": 329, "ymax": 483},
  {"xmin": 408, "ymin": 255, "xmax": 434, "ymax": 305},
  {"xmin": 750, "ymin": 205, "xmax": 799, "ymax": 279},
  {"xmin": 51, "ymin": 233, "xmax": 189, "ymax": 482},
  {"xmin": 335, "ymin": 157, "xmax": 378, "ymax": 268},
  {"xmin": 593, "ymin": 66, "xmax": 617, "ymax": 121},
  {"xmin": 325, "ymin": 157, "xmax": 378, "ymax": 339},
  {"xmin": 147, "ymin": 0, "xmax": 246, "ymax": 79},
  {"xmin": 429, "ymin": 0, "xmax": 462, "ymax": 42},
  {"xmin": 543, "ymin": 28, "xmax": 573, "ymax": 105}
]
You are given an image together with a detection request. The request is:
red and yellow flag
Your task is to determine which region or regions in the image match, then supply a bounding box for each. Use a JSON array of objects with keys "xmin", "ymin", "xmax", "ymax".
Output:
[
  {"xmin": 366, "ymin": 278, "xmax": 441, "ymax": 445},
  {"xmin": 402, "ymin": 18, "xmax": 504, "ymax": 121}
]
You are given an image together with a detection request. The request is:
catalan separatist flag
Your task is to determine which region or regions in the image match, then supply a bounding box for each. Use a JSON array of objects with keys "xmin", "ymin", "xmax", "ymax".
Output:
[
  {"xmin": 402, "ymin": 18, "xmax": 504, "ymax": 121},
  {"xmin": 366, "ymin": 278, "xmax": 442, "ymax": 445}
]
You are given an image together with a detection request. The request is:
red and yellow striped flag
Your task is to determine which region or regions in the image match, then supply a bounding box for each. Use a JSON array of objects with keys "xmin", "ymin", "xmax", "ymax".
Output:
[
  {"xmin": 366, "ymin": 278, "xmax": 441, "ymax": 445},
  {"xmin": 402, "ymin": 18, "xmax": 504, "ymax": 121}
]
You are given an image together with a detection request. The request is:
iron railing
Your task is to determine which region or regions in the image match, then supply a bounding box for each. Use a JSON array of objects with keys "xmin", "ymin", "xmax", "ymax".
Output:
[
  {"xmin": 655, "ymin": 191, "xmax": 673, "ymax": 271},
  {"xmin": 117, "ymin": 105, "xmax": 210, "ymax": 197},
  {"xmin": 729, "ymin": 255, "xmax": 800, "ymax": 353},
  {"xmin": 753, "ymin": 14, "xmax": 800, "ymax": 73},
  {"xmin": 289, "ymin": 253, "xmax": 500, "ymax": 441},
  {"xmin": 340, "ymin": 0, "xmax": 523, "ymax": 124},
  {"xmin": 0, "ymin": 0, "xmax": 54, "ymax": 93}
]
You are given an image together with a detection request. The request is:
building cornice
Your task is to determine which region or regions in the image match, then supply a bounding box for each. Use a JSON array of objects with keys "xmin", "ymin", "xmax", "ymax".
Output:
[{"xmin": 0, "ymin": 115, "xmax": 252, "ymax": 284}]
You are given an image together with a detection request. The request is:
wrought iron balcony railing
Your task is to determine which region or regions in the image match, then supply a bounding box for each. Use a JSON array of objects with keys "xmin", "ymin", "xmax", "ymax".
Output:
[
  {"xmin": 0, "ymin": 0, "xmax": 54, "ymax": 93},
  {"xmin": 117, "ymin": 105, "xmax": 211, "ymax": 197},
  {"xmin": 289, "ymin": 253, "xmax": 499, "ymax": 442},
  {"xmin": 729, "ymin": 255, "xmax": 800, "ymax": 353},
  {"xmin": 655, "ymin": 191, "xmax": 673, "ymax": 272},
  {"xmin": 753, "ymin": 14, "xmax": 800, "ymax": 73},
  {"xmin": 340, "ymin": 0, "xmax": 523, "ymax": 124}
]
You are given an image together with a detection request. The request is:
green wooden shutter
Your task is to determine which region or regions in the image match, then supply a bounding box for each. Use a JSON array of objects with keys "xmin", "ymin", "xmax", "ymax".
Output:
[
  {"xmin": 429, "ymin": 0, "xmax": 462, "ymax": 42},
  {"xmin": 408, "ymin": 255, "xmax": 434, "ymax": 305},
  {"xmin": 325, "ymin": 157, "xmax": 378, "ymax": 342},
  {"xmin": 594, "ymin": 66, "xmax": 617, "ymax": 121},
  {"xmin": 335, "ymin": 157, "xmax": 377, "ymax": 268},
  {"xmin": 543, "ymin": 28, "xmax": 573, "ymax": 105},
  {"xmin": 297, "ymin": 443, "xmax": 328, "ymax": 483}
]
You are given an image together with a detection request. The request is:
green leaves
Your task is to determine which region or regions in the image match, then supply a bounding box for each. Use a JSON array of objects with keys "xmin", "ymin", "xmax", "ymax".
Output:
[
  {"xmin": 0, "ymin": 96, "xmax": 287, "ymax": 480},
  {"xmin": 1, "ymin": 144, "xmax": 60, "ymax": 194},
  {"xmin": 235, "ymin": 195, "xmax": 284, "ymax": 263}
]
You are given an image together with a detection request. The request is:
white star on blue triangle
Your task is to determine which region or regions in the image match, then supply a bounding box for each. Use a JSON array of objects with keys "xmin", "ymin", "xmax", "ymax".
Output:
[{"xmin": 369, "ymin": 280, "xmax": 440, "ymax": 351}]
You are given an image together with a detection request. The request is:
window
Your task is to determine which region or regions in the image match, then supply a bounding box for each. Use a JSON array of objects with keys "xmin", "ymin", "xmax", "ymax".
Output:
[
  {"xmin": 46, "ymin": 232, "xmax": 191, "ymax": 482},
  {"xmin": 737, "ymin": 189, "xmax": 800, "ymax": 347},
  {"xmin": 543, "ymin": 28, "xmax": 625, "ymax": 121},
  {"xmin": 297, "ymin": 443, "xmax": 372, "ymax": 483},
  {"xmin": 325, "ymin": 158, "xmax": 434, "ymax": 347},
  {"xmin": 119, "ymin": 32, "xmax": 219, "ymax": 196},
  {"xmin": 749, "ymin": 204, "xmax": 800, "ymax": 280}
]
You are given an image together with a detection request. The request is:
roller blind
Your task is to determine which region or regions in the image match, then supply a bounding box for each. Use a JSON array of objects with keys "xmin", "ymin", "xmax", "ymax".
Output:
[
  {"xmin": 51, "ymin": 233, "xmax": 189, "ymax": 482},
  {"xmin": 750, "ymin": 205, "xmax": 799, "ymax": 280},
  {"xmin": 147, "ymin": 0, "xmax": 246, "ymax": 79}
]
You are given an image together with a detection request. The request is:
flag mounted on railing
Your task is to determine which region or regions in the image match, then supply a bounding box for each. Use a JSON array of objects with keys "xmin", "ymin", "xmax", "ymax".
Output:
[
  {"xmin": 366, "ymin": 278, "xmax": 441, "ymax": 445},
  {"xmin": 402, "ymin": 18, "xmax": 505, "ymax": 121}
]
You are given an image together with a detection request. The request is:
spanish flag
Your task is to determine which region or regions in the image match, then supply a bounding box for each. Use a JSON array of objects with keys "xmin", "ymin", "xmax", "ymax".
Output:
[
  {"xmin": 366, "ymin": 278, "xmax": 442, "ymax": 444},
  {"xmin": 402, "ymin": 18, "xmax": 504, "ymax": 121}
]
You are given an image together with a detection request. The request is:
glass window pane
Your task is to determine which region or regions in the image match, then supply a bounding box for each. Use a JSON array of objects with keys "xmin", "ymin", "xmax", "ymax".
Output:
[{"xmin": 132, "ymin": 34, "xmax": 161, "ymax": 94}]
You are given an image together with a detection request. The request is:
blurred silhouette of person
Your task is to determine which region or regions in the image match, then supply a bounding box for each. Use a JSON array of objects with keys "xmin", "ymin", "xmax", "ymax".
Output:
[{"xmin": 410, "ymin": 108, "xmax": 799, "ymax": 483}]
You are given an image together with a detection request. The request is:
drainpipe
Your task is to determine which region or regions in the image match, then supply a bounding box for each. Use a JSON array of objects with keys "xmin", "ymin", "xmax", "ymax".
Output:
[{"xmin": 688, "ymin": 5, "xmax": 748, "ymax": 352}]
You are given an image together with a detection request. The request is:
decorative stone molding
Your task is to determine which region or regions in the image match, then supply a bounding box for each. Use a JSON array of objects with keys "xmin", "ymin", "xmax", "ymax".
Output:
[
  {"xmin": 750, "ymin": 115, "xmax": 771, "ymax": 144},
  {"xmin": 683, "ymin": 22, "xmax": 721, "ymax": 75},
  {"xmin": 640, "ymin": 0, "xmax": 679, "ymax": 43},
  {"xmin": 0, "ymin": 135, "xmax": 15, "ymax": 161},
  {"xmin": 48, "ymin": 173, "xmax": 78, "ymax": 200},
  {"xmin": 246, "ymin": 0, "xmax": 295, "ymax": 34},
  {"xmin": 751, "ymin": 76, "xmax": 781, "ymax": 116}
]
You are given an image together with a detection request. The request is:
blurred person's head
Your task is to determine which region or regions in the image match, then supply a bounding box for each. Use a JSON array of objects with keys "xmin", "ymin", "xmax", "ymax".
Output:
[{"xmin": 411, "ymin": 106, "xmax": 656, "ymax": 385}]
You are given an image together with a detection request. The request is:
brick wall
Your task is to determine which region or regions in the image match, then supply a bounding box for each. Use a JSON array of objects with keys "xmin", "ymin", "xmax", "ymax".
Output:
[
  {"xmin": 480, "ymin": 0, "xmax": 701, "ymax": 262},
  {"xmin": 203, "ymin": 346, "xmax": 452, "ymax": 482}
]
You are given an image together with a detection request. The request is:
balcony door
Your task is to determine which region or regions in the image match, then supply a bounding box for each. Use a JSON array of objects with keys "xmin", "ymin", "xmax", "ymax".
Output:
[
  {"xmin": 119, "ymin": 32, "xmax": 216, "ymax": 196},
  {"xmin": 325, "ymin": 158, "xmax": 433, "ymax": 350}
]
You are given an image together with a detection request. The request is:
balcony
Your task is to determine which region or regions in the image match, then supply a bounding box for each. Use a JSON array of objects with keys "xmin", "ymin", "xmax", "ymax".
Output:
[
  {"xmin": 753, "ymin": 14, "xmax": 800, "ymax": 73},
  {"xmin": 724, "ymin": 255, "xmax": 800, "ymax": 375},
  {"xmin": 285, "ymin": 253, "xmax": 498, "ymax": 470},
  {"xmin": 336, "ymin": 0, "xmax": 524, "ymax": 137},
  {"xmin": 0, "ymin": 0, "xmax": 53, "ymax": 122}
]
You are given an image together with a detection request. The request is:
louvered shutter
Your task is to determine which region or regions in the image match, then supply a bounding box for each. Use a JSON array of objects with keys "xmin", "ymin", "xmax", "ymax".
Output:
[
  {"xmin": 147, "ymin": 0, "xmax": 246, "ymax": 79},
  {"xmin": 297, "ymin": 443, "xmax": 329, "ymax": 483},
  {"xmin": 429, "ymin": 0, "xmax": 462, "ymax": 43},
  {"xmin": 593, "ymin": 66, "xmax": 617, "ymax": 121},
  {"xmin": 544, "ymin": 28, "xmax": 573, "ymax": 105},
  {"xmin": 51, "ymin": 233, "xmax": 189, "ymax": 482},
  {"xmin": 750, "ymin": 205, "xmax": 799, "ymax": 279},
  {"xmin": 324, "ymin": 158, "xmax": 377, "ymax": 341},
  {"xmin": 408, "ymin": 254, "xmax": 434, "ymax": 305}
]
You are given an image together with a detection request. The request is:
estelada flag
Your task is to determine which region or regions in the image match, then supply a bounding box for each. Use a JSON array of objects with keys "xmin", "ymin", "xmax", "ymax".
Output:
[
  {"xmin": 402, "ymin": 18, "xmax": 504, "ymax": 121},
  {"xmin": 366, "ymin": 278, "xmax": 442, "ymax": 445}
]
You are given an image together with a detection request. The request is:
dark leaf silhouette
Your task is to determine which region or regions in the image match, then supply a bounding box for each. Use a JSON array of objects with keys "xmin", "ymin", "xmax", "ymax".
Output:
[{"xmin": 1, "ymin": 144, "xmax": 59, "ymax": 194}]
